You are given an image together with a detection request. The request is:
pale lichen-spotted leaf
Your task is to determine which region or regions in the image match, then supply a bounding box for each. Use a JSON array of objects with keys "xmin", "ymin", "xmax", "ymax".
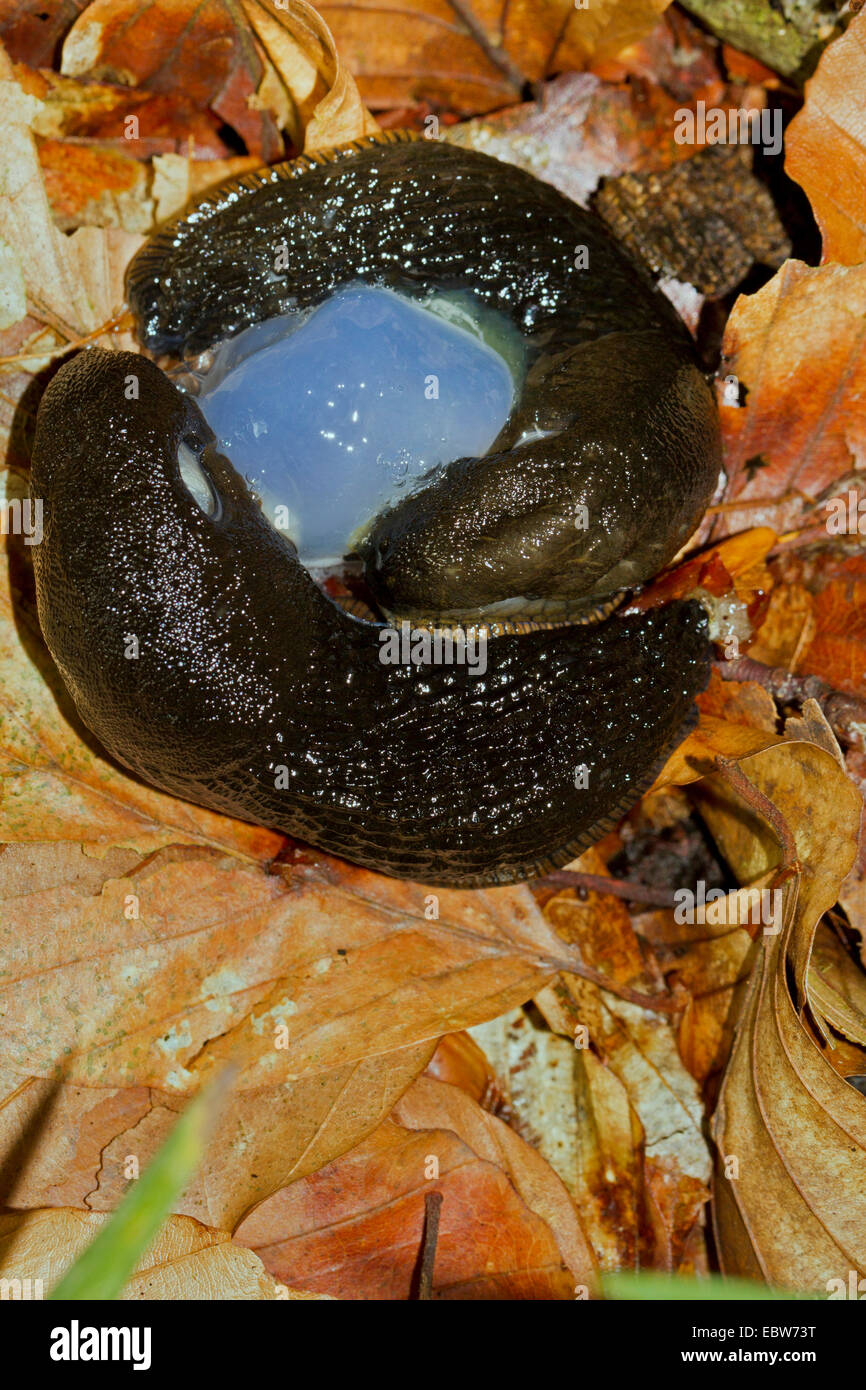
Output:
[
  {"xmin": 0, "ymin": 836, "xmax": 580, "ymax": 1093},
  {"xmin": 0, "ymin": 1207, "xmax": 283, "ymax": 1298}
]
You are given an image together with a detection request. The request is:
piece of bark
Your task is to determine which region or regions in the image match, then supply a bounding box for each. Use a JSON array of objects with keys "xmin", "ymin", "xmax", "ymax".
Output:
[{"xmin": 593, "ymin": 144, "xmax": 790, "ymax": 296}]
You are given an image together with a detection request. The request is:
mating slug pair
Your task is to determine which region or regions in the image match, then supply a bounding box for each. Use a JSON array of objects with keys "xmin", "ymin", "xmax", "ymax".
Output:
[{"xmin": 30, "ymin": 132, "xmax": 720, "ymax": 885}]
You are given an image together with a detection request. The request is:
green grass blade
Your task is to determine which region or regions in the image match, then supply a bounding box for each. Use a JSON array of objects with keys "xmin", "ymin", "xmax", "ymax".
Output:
[
  {"xmin": 603, "ymin": 1271, "xmax": 819, "ymax": 1301},
  {"xmin": 50, "ymin": 1067, "xmax": 232, "ymax": 1301}
]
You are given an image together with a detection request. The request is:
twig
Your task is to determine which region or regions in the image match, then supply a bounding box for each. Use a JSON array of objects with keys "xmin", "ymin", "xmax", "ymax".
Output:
[
  {"xmin": 0, "ymin": 308, "xmax": 131, "ymax": 369},
  {"xmin": 712, "ymin": 755, "xmax": 801, "ymax": 888},
  {"xmin": 415, "ymin": 1191, "xmax": 443, "ymax": 1300},
  {"xmin": 539, "ymin": 869, "xmax": 678, "ymax": 909},
  {"xmin": 714, "ymin": 655, "xmax": 866, "ymax": 752}
]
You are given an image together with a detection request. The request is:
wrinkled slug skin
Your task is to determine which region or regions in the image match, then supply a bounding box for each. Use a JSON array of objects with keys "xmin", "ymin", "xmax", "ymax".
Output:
[
  {"xmin": 31, "ymin": 350, "xmax": 709, "ymax": 886},
  {"xmin": 126, "ymin": 134, "xmax": 721, "ymax": 621}
]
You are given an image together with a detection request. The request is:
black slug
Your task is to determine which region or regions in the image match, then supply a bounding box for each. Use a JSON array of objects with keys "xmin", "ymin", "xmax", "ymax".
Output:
[{"xmin": 30, "ymin": 133, "xmax": 719, "ymax": 886}]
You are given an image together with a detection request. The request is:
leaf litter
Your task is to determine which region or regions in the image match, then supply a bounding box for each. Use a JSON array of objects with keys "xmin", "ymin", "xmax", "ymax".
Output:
[{"xmin": 0, "ymin": 0, "xmax": 865, "ymax": 1299}]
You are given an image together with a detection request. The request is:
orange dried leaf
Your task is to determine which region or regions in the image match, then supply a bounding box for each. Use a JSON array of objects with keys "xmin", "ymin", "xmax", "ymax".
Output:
[
  {"xmin": 786, "ymin": 11, "xmax": 866, "ymax": 266},
  {"xmin": 61, "ymin": 0, "xmax": 284, "ymax": 161},
  {"xmin": 235, "ymin": 1074, "xmax": 596, "ymax": 1298},
  {"xmin": 319, "ymin": 0, "xmax": 670, "ymax": 117},
  {"xmin": 719, "ymin": 260, "xmax": 866, "ymax": 535}
]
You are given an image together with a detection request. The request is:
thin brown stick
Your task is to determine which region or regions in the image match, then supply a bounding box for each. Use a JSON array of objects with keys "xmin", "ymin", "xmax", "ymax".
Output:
[
  {"xmin": 416, "ymin": 1191, "xmax": 443, "ymax": 1300},
  {"xmin": 0, "ymin": 308, "xmax": 131, "ymax": 368},
  {"xmin": 705, "ymin": 488, "xmax": 815, "ymax": 517},
  {"xmin": 713, "ymin": 755, "xmax": 801, "ymax": 887},
  {"xmin": 539, "ymin": 869, "xmax": 677, "ymax": 909},
  {"xmin": 714, "ymin": 655, "xmax": 866, "ymax": 753}
]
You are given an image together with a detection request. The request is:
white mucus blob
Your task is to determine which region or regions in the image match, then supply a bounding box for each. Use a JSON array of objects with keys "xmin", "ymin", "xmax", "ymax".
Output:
[{"xmin": 194, "ymin": 283, "xmax": 522, "ymax": 565}]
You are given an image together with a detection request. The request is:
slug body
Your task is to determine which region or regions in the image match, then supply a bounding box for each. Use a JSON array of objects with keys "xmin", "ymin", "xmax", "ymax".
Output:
[
  {"xmin": 30, "ymin": 135, "xmax": 718, "ymax": 886},
  {"xmin": 129, "ymin": 134, "xmax": 720, "ymax": 622}
]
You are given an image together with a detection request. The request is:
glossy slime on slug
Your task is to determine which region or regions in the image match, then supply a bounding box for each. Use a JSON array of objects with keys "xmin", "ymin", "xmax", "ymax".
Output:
[{"xmin": 30, "ymin": 133, "xmax": 720, "ymax": 886}]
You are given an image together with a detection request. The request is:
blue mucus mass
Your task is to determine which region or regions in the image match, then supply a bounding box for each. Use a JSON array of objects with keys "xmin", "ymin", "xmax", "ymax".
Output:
[{"xmin": 194, "ymin": 283, "xmax": 518, "ymax": 564}]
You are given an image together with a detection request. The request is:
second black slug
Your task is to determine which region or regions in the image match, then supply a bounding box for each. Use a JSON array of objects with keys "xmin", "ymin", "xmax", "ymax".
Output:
[{"xmin": 30, "ymin": 134, "xmax": 719, "ymax": 886}]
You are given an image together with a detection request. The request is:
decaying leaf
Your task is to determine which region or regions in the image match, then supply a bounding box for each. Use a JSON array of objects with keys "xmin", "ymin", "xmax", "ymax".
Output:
[
  {"xmin": 695, "ymin": 739, "xmax": 865, "ymax": 1289},
  {"xmin": 717, "ymin": 259, "xmax": 866, "ymax": 536},
  {"xmin": 319, "ymin": 0, "xmax": 670, "ymax": 117},
  {"xmin": 531, "ymin": 849, "xmax": 714, "ymax": 1271},
  {"xmin": 242, "ymin": 0, "xmax": 378, "ymax": 151},
  {"xmin": 787, "ymin": 7, "xmax": 866, "ymax": 266},
  {"xmin": 0, "ymin": 48, "xmax": 141, "ymax": 342},
  {"xmin": 235, "ymin": 1074, "xmax": 596, "ymax": 1298},
  {"xmin": 60, "ymin": 0, "xmax": 285, "ymax": 162},
  {"xmin": 594, "ymin": 144, "xmax": 789, "ymax": 297}
]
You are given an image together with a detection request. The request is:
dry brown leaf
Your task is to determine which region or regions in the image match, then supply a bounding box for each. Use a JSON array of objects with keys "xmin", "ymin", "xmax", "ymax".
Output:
[
  {"xmin": 242, "ymin": 0, "xmax": 378, "ymax": 150},
  {"xmin": 809, "ymin": 924, "xmax": 866, "ymax": 1049},
  {"xmin": 14, "ymin": 59, "xmax": 244, "ymax": 159},
  {"xmin": 636, "ymin": 896, "xmax": 754, "ymax": 1086},
  {"xmin": 60, "ymin": 0, "xmax": 285, "ymax": 162},
  {"xmin": 532, "ymin": 849, "xmax": 713, "ymax": 1270},
  {"xmin": 0, "ymin": 826, "xmax": 581, "ymax": 1093},
  {"xmin": 320, "ymin": 0, "xmax": 670, "ymax": 117},
  {"xmin": 694, "ymin": 740, "xmax": 866, "ymax": 1289},
  {"xmin": 235, "ymin": 1074, "xmax": 596, "ymax": 1298},
  {"xmin": 0, "ymin": 49, "xmax": 141, "ymax": 343},
  {"xmin": 787, "ymin": 10, "xmax": 866, "ymax": 266},
  {"xmin": 0, "ymin": 4, "xmax": 91, "ymax": 69},
  {"xmin": 0, "ymin": 1040, "xmax": 434, "ymax": 1232},
  {"xmin": 717, "ymin": 260, "xmax": 866, "ymax": 537},
  {"xmin": 36, "ymin": 137, "xmax": 153, "ymax": 234},
  {"xmin": 0, "ymin": 1206, "xmax": 283, "ymax": 1298}
]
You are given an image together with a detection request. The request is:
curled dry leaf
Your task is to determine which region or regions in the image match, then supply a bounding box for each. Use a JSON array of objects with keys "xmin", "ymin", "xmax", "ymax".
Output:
[
  {"xmin": 786, "ymin": 8, "xmax": 866, "ymax": 266},
  {"xmin": 235, "ymin": 1074, "xmax": 596, "ymax": 1299},
  {"xmin": 320, "ymin": 0, "xmax": 671, "ymax": 117},
  {"xmin": 717, "ymin": 259, "xmax": 866, "ymax": 536},
  {"xmin": 0, "ymin": 1207, "xmax": 283, "ymax": 1298},
  {"xmin": 691, "ymin": 739, "xmax": 866, "ymax": 1288},
  {"xmin": 242, "ymin": 0, "xmax": 378, "ymax": 151}
]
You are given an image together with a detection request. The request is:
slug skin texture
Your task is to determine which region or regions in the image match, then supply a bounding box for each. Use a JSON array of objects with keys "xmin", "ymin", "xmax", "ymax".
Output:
[{"xmin": 30, "ymin": 136, "xmax": 717, "ymax": 886}]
